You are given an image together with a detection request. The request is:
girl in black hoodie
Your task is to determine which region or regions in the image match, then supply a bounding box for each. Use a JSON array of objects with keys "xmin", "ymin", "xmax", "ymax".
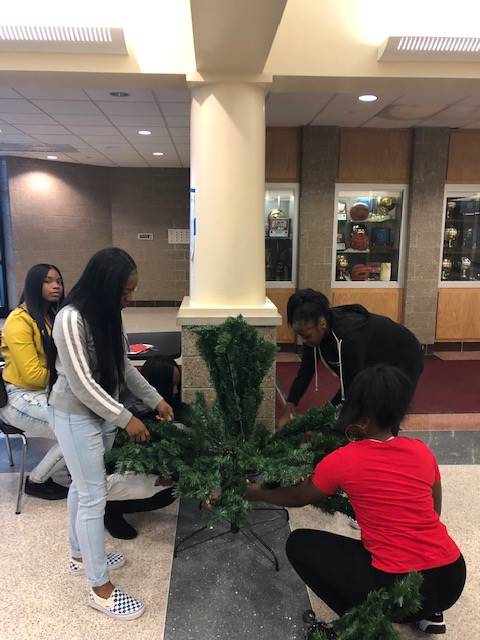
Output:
[{"xmin": 277, "ymin": 289, "xmax": 424, "ymax": 430}]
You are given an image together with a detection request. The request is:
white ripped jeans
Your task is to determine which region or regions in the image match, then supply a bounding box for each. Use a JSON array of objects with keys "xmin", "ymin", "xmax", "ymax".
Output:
[{"xmin": 0, "ymin": 383, "xmax": 65, "ymax": 483}]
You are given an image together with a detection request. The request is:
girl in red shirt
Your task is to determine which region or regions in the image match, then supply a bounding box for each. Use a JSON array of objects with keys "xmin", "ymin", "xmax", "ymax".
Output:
[{"xmin": 247, "ymin": 365, "xmax": 466, "ymax": 635}]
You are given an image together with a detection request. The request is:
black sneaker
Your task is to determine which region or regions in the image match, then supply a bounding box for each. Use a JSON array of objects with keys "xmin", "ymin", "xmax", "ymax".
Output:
[
  {"xmin": 104, "ymin": 504, "xmax": 138, "ymax": 539},
  {"xmin": 416, "ymin": 612, "xmax": 446, "ymax": 634},
  {"xmin": 24, "ymin": 477, "xmax": 69, "ymax": 500}
]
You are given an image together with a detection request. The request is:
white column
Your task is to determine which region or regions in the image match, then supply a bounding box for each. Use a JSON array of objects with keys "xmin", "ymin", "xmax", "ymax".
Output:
[{"xmin": 180, "ymin": 73, "xmax": 279, "ymax": 321}]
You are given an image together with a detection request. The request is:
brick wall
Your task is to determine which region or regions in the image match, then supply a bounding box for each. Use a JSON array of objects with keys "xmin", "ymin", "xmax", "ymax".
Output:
[
  {"xmin": 6, "ymin": 158, "xmax": 111, "ymax": 301},
  {"xmin": 4, "ymin": 158, "xmax": 190, "ymax": 305},
  {"xmin": 110, "ymin": 168, "xmax": 189, "ymax": 302}
]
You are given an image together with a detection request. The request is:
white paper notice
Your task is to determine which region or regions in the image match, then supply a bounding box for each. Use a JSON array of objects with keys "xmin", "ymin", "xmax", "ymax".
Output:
[{"xmin": 190, "ymin": 187, "xmax": 196, "ymax": 261}]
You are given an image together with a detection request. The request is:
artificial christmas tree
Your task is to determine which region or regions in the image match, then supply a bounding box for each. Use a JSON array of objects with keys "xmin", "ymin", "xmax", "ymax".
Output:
[
  {"xmin": 109, "ymin": 316, "xmax": 421, "ymax": 637},
  {"xmin": 109, "ymin": 316, "xmax": 351, "ymax": 526}
]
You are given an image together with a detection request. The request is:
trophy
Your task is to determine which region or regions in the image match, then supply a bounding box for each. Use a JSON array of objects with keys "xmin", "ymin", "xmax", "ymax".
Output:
[
  {"xmin": 462, "ymin": 227, "xmax": 473, "ymax": 250},
  {"xmin": 350, "ymin": 224, "xmax": 369, "ymax": 251},
  {"xmin": 337, "ymin": 254, "xmax": 349, "ymax": 281},
  {"xmin": 441, "ymin": 257, "xmax": 453, "ymax": 280},
  {"xmin": 446, "ymin": 200, "xmax": 458, "ymax": 220},
  {"xmin": 444, "ymin": 226, "xmax": 459, "ymax": 249},
  {"xmin": 377, "ymin": 196, "xmax": 396, "ymax": 216},
  {"xmin": 460, "ymin": 256, "xmax": 472, "ymax": 280}
]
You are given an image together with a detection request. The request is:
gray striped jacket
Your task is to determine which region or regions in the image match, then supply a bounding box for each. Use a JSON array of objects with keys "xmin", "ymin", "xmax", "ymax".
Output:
[{"xmin": 49, "ymin": 305, "xmax": 162, "ymax": 428}]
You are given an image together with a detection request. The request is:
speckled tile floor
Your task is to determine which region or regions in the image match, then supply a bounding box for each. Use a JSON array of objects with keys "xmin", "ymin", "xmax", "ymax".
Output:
[
  {"xmin": 1, "ymin": 434, "xmax": 478, "ymax": 640},
  {"xmin": 289, "ymin": 465, "xmax": 480, "ymax": 640},
  {"xmin": 0, "ymin": 467, "xmax": 178, "ymax": 640}
]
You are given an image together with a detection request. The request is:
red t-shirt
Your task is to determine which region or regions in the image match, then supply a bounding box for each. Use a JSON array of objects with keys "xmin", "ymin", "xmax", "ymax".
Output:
[{"xmin": 311, "ymin": 436, "xmax": 460, "ymax": 573}]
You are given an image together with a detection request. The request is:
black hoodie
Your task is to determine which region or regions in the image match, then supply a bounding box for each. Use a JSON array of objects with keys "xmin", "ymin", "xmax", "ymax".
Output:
[{"xmin": 287, "ymin": 305, "xmax": 424, "ymax": 406}]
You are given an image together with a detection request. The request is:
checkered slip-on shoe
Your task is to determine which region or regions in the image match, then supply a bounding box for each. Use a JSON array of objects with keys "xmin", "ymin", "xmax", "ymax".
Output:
[
  {"xmin": 69, "ymin": 551, "xmax": 126, "ymax": 576},
  {"xmin": 88, "ymin": 587, "xmax": 145, "ymax": 620}
]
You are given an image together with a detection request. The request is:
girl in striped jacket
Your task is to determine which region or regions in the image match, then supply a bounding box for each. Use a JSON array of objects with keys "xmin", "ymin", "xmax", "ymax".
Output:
[{"xmin": 49, "ymin": 247, "xmax": 173, "ymax": 621}]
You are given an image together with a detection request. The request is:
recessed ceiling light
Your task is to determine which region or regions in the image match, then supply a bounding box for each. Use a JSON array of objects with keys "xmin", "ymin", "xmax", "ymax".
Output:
[
  {"xmin": 152, "ymin": 152, "xmax": 164, "ymax": 156},
  {"xmin": 358, "ymin": 94, "xmax": 378, "ymax": 102},
  {"xmin": 109, "ymin": 91, "xmax": 130, "ymax": 97},
  {"xmin": 47, "ymin": 155, "xmax": 58, "ymax": 160},
  {"xmin": 138, "ymin": 130, "xmax": 151, "ymax": 135}
]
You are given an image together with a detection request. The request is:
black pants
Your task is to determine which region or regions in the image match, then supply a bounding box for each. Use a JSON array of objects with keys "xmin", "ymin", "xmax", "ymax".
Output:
[{"xmin": 286, "ymin": 529, "xmax": 466, "ymax": 619}]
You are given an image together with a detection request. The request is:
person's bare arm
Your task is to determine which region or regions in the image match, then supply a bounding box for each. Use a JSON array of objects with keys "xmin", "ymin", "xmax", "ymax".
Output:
[
  {"xmin": 432, "ymin": 481, "xmax": 442, "ymax": 516},
  {"xmin": 246, "ymin": 477, "xmax": 327, "ymax": 508}
]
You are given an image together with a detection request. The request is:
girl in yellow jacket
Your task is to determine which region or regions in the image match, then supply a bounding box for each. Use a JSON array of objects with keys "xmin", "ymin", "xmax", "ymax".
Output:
[{"xmin": 0, "ymin": 264, "xmax": 68, "ymax": 500}]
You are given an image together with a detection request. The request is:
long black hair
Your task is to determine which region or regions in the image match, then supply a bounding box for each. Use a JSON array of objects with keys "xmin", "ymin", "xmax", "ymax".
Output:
[
  {"xmin": 336, "ymin": 364, "xmax": 413, "ymax": 435},
  {"xmin": 286, "ymin": 288, "xmax": 330, "ymax": 326},
  {"xmin": 19, "ymin": 263, "xmax": 64, "ymax": 354},
  {"xmin": 50, "ymin": 247, "xmax": 136, "ymax": 395},
  {"xmin": 141, "ymin": 355, "xmax": 181, "ymax": 408}
]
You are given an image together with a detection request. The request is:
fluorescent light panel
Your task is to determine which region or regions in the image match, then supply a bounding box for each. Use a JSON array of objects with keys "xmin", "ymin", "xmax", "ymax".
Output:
[
  {"xmin": 0, "ymin": 25, "xmax": 126, "ymax": 54},
  {"xmin": 379, "ymin": 35, "xmax": 480, "ymax": 61},
  {"xmin": 0, "ymin": 26, "xmax": 112, "ymax": 42}
]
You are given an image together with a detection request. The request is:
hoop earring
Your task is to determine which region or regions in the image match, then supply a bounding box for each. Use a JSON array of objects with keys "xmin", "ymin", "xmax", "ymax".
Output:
[{"xmin": 345, "ymin": 424, "xmax": 365, "ymax": 442}]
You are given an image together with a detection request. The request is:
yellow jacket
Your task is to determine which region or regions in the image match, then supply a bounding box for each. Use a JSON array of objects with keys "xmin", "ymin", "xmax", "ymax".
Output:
[{"xmin": 1, "ymin": 305, "xmax": 50, "ymax": 390}]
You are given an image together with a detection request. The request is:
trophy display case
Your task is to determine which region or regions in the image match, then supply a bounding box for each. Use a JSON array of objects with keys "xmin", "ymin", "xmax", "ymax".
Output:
[
  {"xmin": 265, "ymin": 183, "xmax": 299, "ymax": 287},
  {"xmin": 440, "ymin": 189, "xmax": 480, "ymax": 285},
  {"xmin": 332, "ymin": 185, "xmax": 408, "ymax": 287}
]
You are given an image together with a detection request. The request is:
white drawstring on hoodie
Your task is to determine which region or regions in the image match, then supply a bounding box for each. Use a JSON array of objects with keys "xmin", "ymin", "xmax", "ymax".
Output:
[{"xmin": 314, "ymin": 333, "xmax": 345, "ymax": 402}]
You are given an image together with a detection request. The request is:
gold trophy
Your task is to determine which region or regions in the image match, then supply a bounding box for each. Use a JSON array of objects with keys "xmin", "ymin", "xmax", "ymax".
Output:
[
  {"xmin": 460, "ymin": 256, "xmax": 472, "ymax": 280},
  {"xmin": 377, "ymin": 196, "xmax": 396, "ymax": 215},
  {"xmin": 441, "ymin": 257, "xmax": 453, "ymax": 280},
  {"xmin": 444, "ymin": 226, "xmax": 459, "ymax": 249},
  {"xmin": 337, "ymin": 254, "xmax": 349, "ymax": 281}
]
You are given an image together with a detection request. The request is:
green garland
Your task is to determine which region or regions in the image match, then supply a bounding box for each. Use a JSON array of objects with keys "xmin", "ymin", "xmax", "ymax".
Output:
[{"xmin": 308, "ymin": 573, "xmax": 423, "ymax": 640}]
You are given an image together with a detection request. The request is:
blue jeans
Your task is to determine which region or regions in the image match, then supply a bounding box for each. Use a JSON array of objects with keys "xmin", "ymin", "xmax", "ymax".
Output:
[{"xmin": 49, "ymin": 407, "xmax": 117, "ymax": 587}]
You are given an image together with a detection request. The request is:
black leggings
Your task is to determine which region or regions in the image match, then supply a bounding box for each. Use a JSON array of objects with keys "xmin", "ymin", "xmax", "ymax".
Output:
[{"xmin": 286, "ymin": 529, "xmax": 466, "ymax": 619}]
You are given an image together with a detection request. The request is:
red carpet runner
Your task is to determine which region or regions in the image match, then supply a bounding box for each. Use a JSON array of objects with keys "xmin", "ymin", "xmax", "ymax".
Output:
[{"xmin": 276, "ymin": 359, "xmax": 480, "ymax": 415}]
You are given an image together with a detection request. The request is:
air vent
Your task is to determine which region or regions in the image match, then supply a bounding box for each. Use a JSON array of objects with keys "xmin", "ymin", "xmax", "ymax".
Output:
[
  {"xmin": 0, "ymin": 143, "xmax": 79, "ymax": 152},
  {"xmin": 0, "ymin": 25, "xmax": 126, "ymax": 54},
  {"xmin": 379, "ymin": 36, "xmax": 480, "ymax": 62}
]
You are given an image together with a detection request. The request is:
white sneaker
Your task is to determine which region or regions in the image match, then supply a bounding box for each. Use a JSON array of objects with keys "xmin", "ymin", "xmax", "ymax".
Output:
[
  {"xmin": 88, "ymin": 587, "xmax": 145, "ymax": 620},
  {"xmin": 69, "ymin": 551, "xmax": 126, "ymax": 576}
]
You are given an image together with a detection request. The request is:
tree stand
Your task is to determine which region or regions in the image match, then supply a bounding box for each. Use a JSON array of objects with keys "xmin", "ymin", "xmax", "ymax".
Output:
[{"xmin": 174, "ymin": 503, "xmax": 289, "ymax": 571}]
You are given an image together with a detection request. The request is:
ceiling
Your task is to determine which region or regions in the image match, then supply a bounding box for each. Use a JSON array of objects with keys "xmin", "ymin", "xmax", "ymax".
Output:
[
  {"xmin": 0, "ymin": 86, "xmax": 191, "ymax": 168},
  {"xmin": 2, "ymin": 85, "xmax": 480, "ymax": 168}
]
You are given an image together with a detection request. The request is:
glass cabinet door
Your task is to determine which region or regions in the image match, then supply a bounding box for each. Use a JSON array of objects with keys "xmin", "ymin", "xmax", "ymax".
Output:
[
  {"xmin": 333, "ymin": 186, "xmax": 407, "ymax": 286},
  {"xmin": 441, "ymin": 191, "xmax": 480, "ymax": 283},
  {"xmin": 265, "ymin": 184, "xmax": 298, "ymax": 287}
]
